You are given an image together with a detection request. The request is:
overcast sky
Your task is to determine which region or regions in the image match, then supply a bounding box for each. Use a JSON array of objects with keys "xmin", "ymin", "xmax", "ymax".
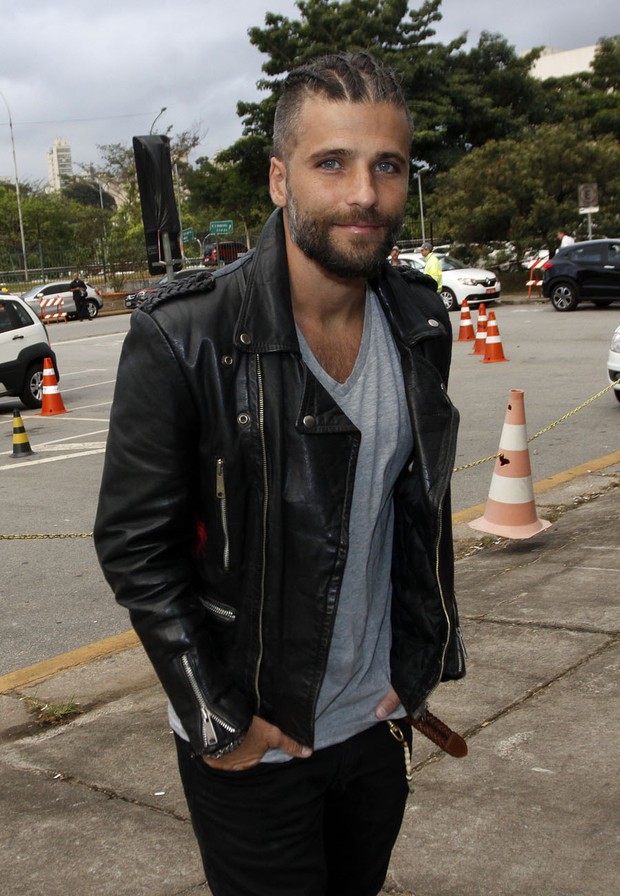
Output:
[{"xmin": 0, "ymin": 0, "xmax": 617, "ymax": 186}]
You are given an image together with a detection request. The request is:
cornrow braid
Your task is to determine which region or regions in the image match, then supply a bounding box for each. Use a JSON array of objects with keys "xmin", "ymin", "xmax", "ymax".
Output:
[{"xmin": 273, "ymin": 52, "xmax": 412, "ymax": 159}]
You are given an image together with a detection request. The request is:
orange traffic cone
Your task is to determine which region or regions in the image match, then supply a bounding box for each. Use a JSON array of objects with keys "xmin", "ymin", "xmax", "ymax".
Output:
[
  {"xmin": 11, "ymin": 409, "xmax": 35, "ymax": 457},
  {"xmin": 482, "ymin": 310, "xmax": 508, "ymax": 363},
  {"xmin": 457, "ymin": 300, "xmax": 475, "ymax": 342},
  {"xmin": 471, "ymin": 303, "xmax": 487, "ymax": 355},
  {"xmin": 38, "ymin": 357, "xmax": 69, "ymax": 416},
  {"xmin": 469, "ymin": 389, "xmax": 551, "ymax": 539}
]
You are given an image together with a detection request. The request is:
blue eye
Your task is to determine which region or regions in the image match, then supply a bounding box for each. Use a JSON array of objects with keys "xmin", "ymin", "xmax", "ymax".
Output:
[
  {"xmin": 377, "ymin": 161, "xmax": 398, "ymax": 173},
  {"xmin": 320, "ymin": 159, "xmax": 342, "ymax": 170}
]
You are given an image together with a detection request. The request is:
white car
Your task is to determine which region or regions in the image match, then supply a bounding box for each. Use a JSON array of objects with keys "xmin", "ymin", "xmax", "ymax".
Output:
[
  {"xmin": 21, "ymin": 280, "xmax": 103, "ymax": 320},
  {"xmin": 608, "ymin": 324, "xmax": 620, "ymax": 403},
  {"xmin": 0, "ymin": 293, "xmax": 58, "ymax": 408},
  {"xmin": 398, "ymin": 252, "xmax": 501, "ymax": 312}
]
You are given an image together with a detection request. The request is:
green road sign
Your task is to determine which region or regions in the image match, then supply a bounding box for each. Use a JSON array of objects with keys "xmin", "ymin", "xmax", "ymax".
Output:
[
  {"xmin": 182, "ymin": 227, "xmax": 194, "ymax": 242},
  {"xmin": 210, "ymin": 220, "xmax": 233, "ymax": 235}
]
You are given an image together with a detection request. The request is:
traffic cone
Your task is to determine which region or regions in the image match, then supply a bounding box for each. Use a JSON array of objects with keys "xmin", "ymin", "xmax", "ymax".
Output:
[
  {"xmin": 38, "ymin": 357, "xmax": 69, "ymax": 416},
  {"xmin": 457, "ymin": 300, "xmax": 475, "ymax": 342},
  {"xmin": 11, "ymin": 409, "xmax": 35, "ymax": 457},
  {"xmin": 469, "ymin": 389, "xmax": 552, "ymax": 539},
  {"xmin": 471, "ymin": 303, "xmax": 487, "ymax": 355},
  {"xmin": 482, "ymin": 310, "xmax": 508, "ymax": 363}
]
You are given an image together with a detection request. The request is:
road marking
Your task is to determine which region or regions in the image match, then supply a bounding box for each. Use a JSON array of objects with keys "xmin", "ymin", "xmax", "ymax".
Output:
[
  {"xmin": 0, "ymin": 631, "xmax": 140, "ymax": 693},
  {"xmin": 0, "ymin": 447, "xmax": 105, "ymax": 471},
  {"xmin": 61, "ymin": 379, "xmax": 117, "ymax": 392},
  {"xmin": 36, "ymin": 429, "xmax": 108, "ymax": 446},
  {"xmin": 3, "ymin": 451, "xmax": 619, "ymax": 688}
]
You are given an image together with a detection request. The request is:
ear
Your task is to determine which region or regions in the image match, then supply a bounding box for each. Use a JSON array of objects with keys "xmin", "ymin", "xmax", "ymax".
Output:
[{"xmin": 269, "ymin": 157, "xmax": 287, "ymax": 208}]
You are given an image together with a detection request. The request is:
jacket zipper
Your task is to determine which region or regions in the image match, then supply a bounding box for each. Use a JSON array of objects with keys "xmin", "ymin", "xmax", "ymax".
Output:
[
  {"xmin": 180, "ymin": 653, "xmax": 236, "ymax": 748},
  {"xmin": 202, "ymin": 597, "xmax": 236, "ymax": 622},
  {"xmin": 253, "ymin": 355, "xmax": 269, "ymax": 708},
  {"xmin": 215, "ymin": 457, "xmax": 230, "ymax": 571}
]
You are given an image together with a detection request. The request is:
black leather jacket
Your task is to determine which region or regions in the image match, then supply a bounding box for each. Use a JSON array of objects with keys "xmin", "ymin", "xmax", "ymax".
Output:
[{"xmin": 94, "ymin": 210, "xmax": 465, "ymax": 756}]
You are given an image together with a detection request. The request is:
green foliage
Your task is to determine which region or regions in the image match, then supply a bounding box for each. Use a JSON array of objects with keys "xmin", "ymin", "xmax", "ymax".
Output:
[{"xmin": 430, "ymin": 125, "xmax": 620, "ymax": 247}]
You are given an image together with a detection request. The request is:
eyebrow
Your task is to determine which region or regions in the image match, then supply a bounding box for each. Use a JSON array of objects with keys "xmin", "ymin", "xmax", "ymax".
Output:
[{"xmin": 306, "ymin": 147, "xmax": 408, "ymax": 166}]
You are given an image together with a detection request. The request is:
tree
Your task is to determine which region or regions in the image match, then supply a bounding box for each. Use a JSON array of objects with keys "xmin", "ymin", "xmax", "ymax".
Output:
[{"xmin": 429, "ymin": 124, "xmax": 620, "ymax": 250}]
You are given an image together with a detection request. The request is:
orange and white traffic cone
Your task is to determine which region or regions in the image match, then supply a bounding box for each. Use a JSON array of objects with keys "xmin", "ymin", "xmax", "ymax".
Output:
[
  {"xmin": 471, "ymin": 303, "xmax": 487, "ymax": 355},
  {"xmin": 38, "ymin": 357, "xmax": 69, "ymax": 416},
  {"xmin": 482, "ymin": 310, "xmax": 508, "ymax": 363},
  {"xmin": 469, "ymin": 389, "xmax": 551, "ymax": 539},
  {"xmin": 457, "ymin": 300, "xmax": 475, "ymax": 342},
  {"xmin": 11, "ymin": 409, "xmax": 35, "ymax": 457}
]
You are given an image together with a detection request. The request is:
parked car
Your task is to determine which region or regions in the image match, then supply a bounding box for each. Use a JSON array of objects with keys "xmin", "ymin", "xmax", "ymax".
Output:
[
  {"xmin": 608, "ymin": 324, "xmax": 620, "ymax": 403},
  {"xmin": 21, "ymin": 280, "xmax": 103, "ymax": 320},
  {"xmin": 542, "ymin": 239, "xmax": 620, "ymax": 311},
  {"xmin": 203, "ymin": 240, "xmax": 248, "ymax": 267},
  {"xmin": 0, "ymin": 293, "xmax": 58, "ymax": 408},
  {"xmin": 398, "ymin": 252, "xmax": 501, "ymax": 312},
  {"xmin": 124, "ymin": 267, "xmax": 207, "ymax": 309}
]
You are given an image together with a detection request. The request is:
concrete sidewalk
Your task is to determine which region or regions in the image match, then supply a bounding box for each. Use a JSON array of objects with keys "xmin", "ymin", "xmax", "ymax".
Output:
[{"xmin": 1, "ymin": 465, "xmax": 618, "ymax": 896}]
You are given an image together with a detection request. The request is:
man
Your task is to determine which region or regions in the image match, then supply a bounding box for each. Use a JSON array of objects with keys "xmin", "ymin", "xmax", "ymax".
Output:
[
  {"xmin": 68, "ymin": 272, "xmax": 89, "ymax": 320},
  {"xmin": 557, "ymin": 229, "xmax": 575, "ymax": 248},
  {"xmin": 388, "ymin": 244, "xmax": 401, "ymax": 265},
  {"xmin": 95, "ymin": 52, "xmax": 464, "ymax": 896},
  {"xmin": 420, "ymin": 240, "xmax": 442, "ymax": 291}
]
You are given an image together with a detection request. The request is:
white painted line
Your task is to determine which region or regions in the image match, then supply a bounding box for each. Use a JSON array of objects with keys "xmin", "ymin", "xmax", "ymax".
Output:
[
  {"xmin": 36, "ymin": 429, "xmax": 109, "ymax": 446},
  {"xmin": 38, "ymin": 442, "xmax": 107, "ymax": 451},
  {"xmin": 0, "ymin": 447, "xmax": 105, "ymax": 471},
  {"xmin": 61, "ymin": 379, "xmax": 117, "ymax": 392}
]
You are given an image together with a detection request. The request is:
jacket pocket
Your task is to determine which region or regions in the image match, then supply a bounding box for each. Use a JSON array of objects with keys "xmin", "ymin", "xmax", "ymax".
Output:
[{"xmin": 199, "ymin": 595, "xmax": 236, "ymax": 624}]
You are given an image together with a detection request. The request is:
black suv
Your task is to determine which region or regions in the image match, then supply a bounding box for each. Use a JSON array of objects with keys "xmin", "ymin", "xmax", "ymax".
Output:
[{"xmin": 542, "ymin": 239, "xmax": 620, "ymax": 311}]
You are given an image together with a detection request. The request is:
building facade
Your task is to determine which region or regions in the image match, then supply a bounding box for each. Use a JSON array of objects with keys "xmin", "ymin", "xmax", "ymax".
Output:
[{"xmin": 47, "ymin": 138, "xmax": 73, "ymax": 191}]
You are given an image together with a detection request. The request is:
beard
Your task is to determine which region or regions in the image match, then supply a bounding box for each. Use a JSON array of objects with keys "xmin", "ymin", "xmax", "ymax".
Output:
[{"xmin": 286, "ymin": 191, "xmax": 404, "ymax": 280}]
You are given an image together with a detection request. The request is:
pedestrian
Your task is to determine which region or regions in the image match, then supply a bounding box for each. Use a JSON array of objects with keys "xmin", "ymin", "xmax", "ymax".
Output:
[
  {"xmin": 557, "ymin": 229, "xmax": 575, "ymax": 248},
  {"xmin": 94, "ymin": 50, "xmax": 465, "ymax": 896},
  {"xmin": 420, "ymin": 241, "xmax": 442, "ymax": 291},
  {"xmin": 389, "ymin": 244, "xmax": 401, "ymax": 265},
  {"xmin": 68, "ymin": 272, "xmax": 89, "ymax": 320}
]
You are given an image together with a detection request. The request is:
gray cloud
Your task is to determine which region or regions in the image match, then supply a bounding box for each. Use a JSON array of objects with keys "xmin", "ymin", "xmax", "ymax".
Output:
[{"xmin": 0, "ymin": 0, "xmax": 615, "ymax": 185}]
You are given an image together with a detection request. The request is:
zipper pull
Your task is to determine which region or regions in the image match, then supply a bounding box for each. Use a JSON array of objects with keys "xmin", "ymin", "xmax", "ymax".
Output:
[
  {"xmin": 201, "ymin": 707, "xmax": 218, "ymax": 747},
  {"xmin": 216, "ymin": 457, "xmax": 225, "ymax": 499}
]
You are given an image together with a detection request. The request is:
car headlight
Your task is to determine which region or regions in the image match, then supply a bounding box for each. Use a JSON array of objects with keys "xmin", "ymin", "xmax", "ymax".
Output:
[
  {"xmin": 611, "ymin": 332, "xmax": 620, "ymax": 353},
  {"xmin": 456, "ymin": 277, "xmax": 478, "ymax": 286}
]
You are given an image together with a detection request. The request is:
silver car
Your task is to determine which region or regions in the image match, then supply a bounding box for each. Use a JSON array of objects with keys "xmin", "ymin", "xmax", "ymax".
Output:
[{"xmin": 21, "ymin": 280, "xmax": 103, "ymax": 320}]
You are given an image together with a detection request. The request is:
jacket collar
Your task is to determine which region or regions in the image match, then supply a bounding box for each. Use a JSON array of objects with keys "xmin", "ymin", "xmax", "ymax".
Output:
[{"xmin": 233, "ymin": 208, "xmax": 447, "ymax": 353}]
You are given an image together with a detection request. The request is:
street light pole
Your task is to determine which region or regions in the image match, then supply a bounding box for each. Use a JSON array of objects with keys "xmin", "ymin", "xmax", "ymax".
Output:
[
  {"xmin": 0, "ymin": 89, "xmax": 29, "ymax": 280},
  {"xmin": 149, "ymin": 106, "xmax": 167, "ymax": 135},
  {"xmin": 413, "ymin": 165, "xmax": 430, "ymax": 245}
]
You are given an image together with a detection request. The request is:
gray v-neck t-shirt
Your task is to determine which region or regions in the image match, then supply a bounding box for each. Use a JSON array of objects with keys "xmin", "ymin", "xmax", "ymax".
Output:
[{"xmin": 297, "ymin": 287, "xmax": 413, "ymax": 750}]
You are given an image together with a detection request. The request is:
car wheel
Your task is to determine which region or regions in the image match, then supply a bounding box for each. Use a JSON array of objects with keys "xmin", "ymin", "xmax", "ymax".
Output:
[
  {"xmin": 550, "ymin": 281, "xmax": 578, "ymax": 311},
  {"xmin": 20, "ymin": 362, "xmax": 44, "ymax": 409},
  {"xmin": 440, "ymin": 287, "xmax": 459, "ymax": 312},
  {"xmin": 86, "ymin": 299, "xmax": 99, "ymax": 319}
]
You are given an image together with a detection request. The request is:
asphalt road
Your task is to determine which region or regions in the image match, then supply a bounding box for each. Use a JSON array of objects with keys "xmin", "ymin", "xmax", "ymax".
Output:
[{"xmin": 1, "ymin": 302, "xmax": 618, "ymax": 675}]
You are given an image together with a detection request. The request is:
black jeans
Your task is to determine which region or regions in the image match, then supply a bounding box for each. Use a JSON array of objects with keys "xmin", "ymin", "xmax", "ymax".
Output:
[{"xmin": 175, "ymin": 719, "xmax": 411, "ymax": 896}]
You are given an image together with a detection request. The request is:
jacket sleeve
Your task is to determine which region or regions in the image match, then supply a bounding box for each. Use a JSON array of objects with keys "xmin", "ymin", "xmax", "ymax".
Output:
[{"xmin": 94, "ymin": 307, "xmax": 253, "ymax": 754}]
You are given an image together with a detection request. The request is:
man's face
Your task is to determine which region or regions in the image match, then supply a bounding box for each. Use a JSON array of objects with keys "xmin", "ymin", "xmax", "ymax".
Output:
[{"xmin": 269, "ymin": 96, "xmax": 410, "ymax": 280}]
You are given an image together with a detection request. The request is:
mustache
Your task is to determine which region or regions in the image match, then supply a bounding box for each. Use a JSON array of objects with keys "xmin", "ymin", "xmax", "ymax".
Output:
[{"xmin": 334, "ymin": 211, "xmax": 392, "ymax": 227}]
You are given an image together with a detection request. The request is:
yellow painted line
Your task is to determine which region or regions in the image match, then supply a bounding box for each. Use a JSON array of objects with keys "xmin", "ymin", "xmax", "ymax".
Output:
[
  {"xmin": 452, "ymin": 450, "xmax": 620, "ymax": 525},
  {"xmin": 3, "ymin": 452, "xmax": 619, "ymax": 692},
  {"xmin": 0, "ymin": 630, "xmax": 140, "ymax": 694}
]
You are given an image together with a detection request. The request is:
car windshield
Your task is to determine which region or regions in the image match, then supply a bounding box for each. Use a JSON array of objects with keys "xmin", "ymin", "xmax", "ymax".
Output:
[{"xmin": 440, "ymin": 256, "xmax": 466, "ymax": 271}]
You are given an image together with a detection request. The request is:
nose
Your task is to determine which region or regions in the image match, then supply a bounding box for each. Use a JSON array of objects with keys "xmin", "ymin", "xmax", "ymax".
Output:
[{"xmin": 346, "ymin": 166, "xmax": 378, "ymax": 209}]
